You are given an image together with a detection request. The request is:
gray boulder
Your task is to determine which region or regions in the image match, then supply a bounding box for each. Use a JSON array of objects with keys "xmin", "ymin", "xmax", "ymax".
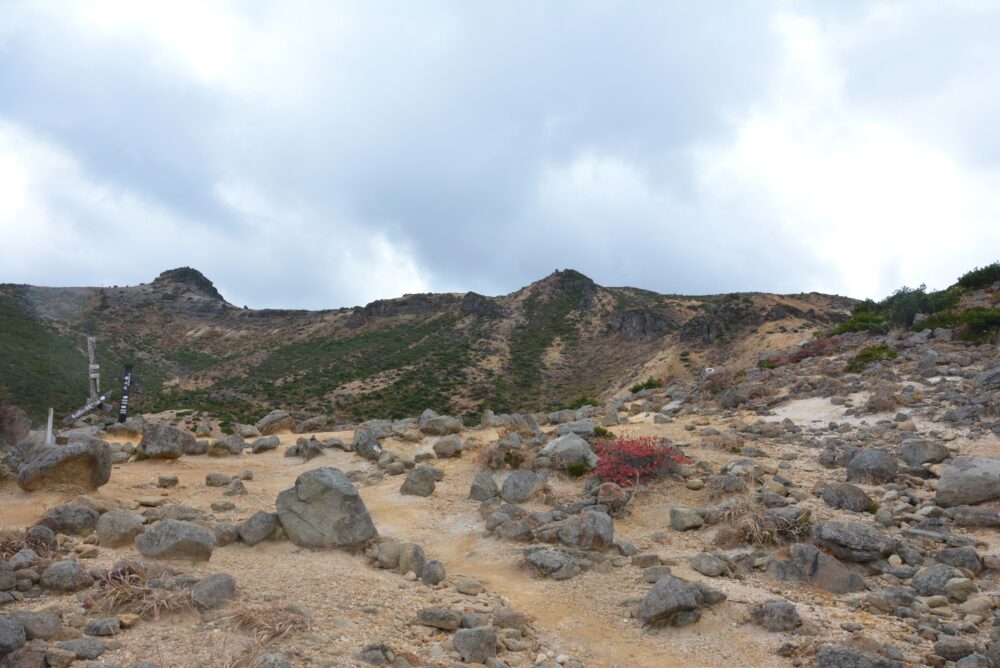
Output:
[
  {"xmin": 812, "ymin": 521, "xmax": 896, "ymax": 562},
  {"xmin": 637, "ymin": 575, "xmax": 725, "ymax": 627},
  {"xmin": 912, "ymin": 563, "xmax": 962, "ymax": 596},
  {"xmin": 135, "ymin": 519, "xmax": 215, "ymax": 561},
  {"xmin": 975, "ymin": 365, "xmax": 1000, "ymax": 392},
  {"xmin": 419, "ymin": 410, "xmax": 463, "ymax": 435},
  {"xmin": 670, "ymin": 506, "xmax": 704, "ymax": 531},
  {"xmin": 815, "ymin": 645, "xmax": 904, "ymax": 668},
  {"xmin": 900, "ymin": 440, "xmax": 950, "ymax": 466},
  {"xmin": 237, "ymin": 511, "xmax": 279, "ymax": 546},
  {"xmin": 750, "ymin": 600, "xmax": 801, "ymax": 631},
  {"xmin": 38, "ymin": 503, "xmax": 98, "ymax": 535},
  {"xmin": 352, "ymin": 429, "xmax": 383, "ymax": 461},
  {"xmin": 137, "ymin": 423, "xmax": 195, "ymax": 460},
  {"xmin": 454, "ymin": 627, "xmax": 496, "ymax": 663},
  {"xmin": 469, "ymin": 473, "xmax": 499, "ymax": 501},
  {"xmin": 40, "ymin": 560, "xmax": 93, "ymax": 592},
  {"xmin": 416, "ymin": 607, "xmax": 462, "ymax": 630},
  {"xmin": 821, "ymin": 483, "xmax": 875, "ymax": 513},
  {"xmin": 554, "ymin": 419, "xmax": 595, "ymax": 437},
  {"xmin": 251, "ymin": 435, "xmax": 280, "ymax": 453},
  {"xmin": 16, "ymin": 439, "xmax": 112, "ymax": 491},
  {"xmin": 293, "ymin": 415, "xmax": 328, "ymax": 434},
  {"xmin": 846, "ymin": 449, "xmax": 897, "ymax": 483},
  {"xmin": 768, "ymin": 543, "xmax": 864, "ymax": 594},
  {"xmin": 256, "ymin": 410, "xmax": 294, "ymax": 436},
  {"xmin": 0, "ymin": 616, "xmax": 26, "ymax": 659},
  {"xmin": 400, "ymin": 465, "xmax": 437, "ymax": 497},
  {"xmin": 936, "ymin": 457, "xmax": 1000, "ymax": 507},
  {"xmin": 208, "ymin": 433, "xmax": 245, "ymax": 457},
  {"xmin": 501, "ymin": 470, "xmax": 547, "ymax": 503},
  {"xmin": 558, "ymin": 511, "xmax": 614, "ymax": 550},
  {"xmin": 95, "ymin": 510, "xmax": 145, "ymax": 547},
  {"xmin": 191, "ymin": 573, "xmax": 237, "ymax": 610},
  {"xmin": 524, "ymin": 547, "xmax": 580, "ymax": 580},
  {"xmin": 432, "ymin": 434, "xmax": 463, "ymax": 458},
  {"xmin": 276, "ymin": 467, "xmax": 377, "ymax": 549},
  {"xmin": 539, "ymin": 433, "xmax": 598, "ymax": 469}
]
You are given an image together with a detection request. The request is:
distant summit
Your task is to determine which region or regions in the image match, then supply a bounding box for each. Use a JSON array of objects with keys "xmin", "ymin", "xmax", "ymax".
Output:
[{"xmin": 152, "ymin": 267, "xmax": 224, "ymax": 301}]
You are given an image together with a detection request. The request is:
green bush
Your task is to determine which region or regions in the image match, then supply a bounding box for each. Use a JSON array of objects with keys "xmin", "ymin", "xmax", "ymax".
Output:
[
  {"xmin": 845, "ymin": 344, "xmax": 898, "ymax": 373},
  {"xmin": 960, "ymin": 307, "xmax": 1000, "ymax": 342},
  {"xmin": 958, "ymin": 262, "xmax": 1000, "ymax": 290},
  {"xmin": 831, "ymin": 302, "xmax": 888, "ymax": 334},
  {"xmin": 565, "ymin": 462, "xmax": 590, "ymax": 477},
  {"xmin": 565, "ymin": 395, "xmax": 599, "ymax": 410},
  {"xmin": 593, "ymin": 425, "xmax": 614, "ymax": 439},
  {"xmin": 630, "ymin": 377, "xmax": 664, "ymax": 393}
]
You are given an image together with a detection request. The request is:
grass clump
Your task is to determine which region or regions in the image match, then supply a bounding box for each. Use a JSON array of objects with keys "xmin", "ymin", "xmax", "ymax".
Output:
[
  {"xmin": 630, "ymin": 377, "xmax": 664, "ymax": 393},
  {"xmin": 564, "ymin": 395, "xmax": 599, "ymax": 410},
  {"xmin": 592, "ymin": 425, "xmax": 614, "ymax": 439},
  {"xmin": 845, "ymin": 344, "xmax": 898, "ymax": 373},
  {"xmin": 89, "ymin": 562, "xmax": 194, "ymax": 619},
  {"xmin": 958, "ymin": 261, "xmax": 1000, "ymax": 290}
]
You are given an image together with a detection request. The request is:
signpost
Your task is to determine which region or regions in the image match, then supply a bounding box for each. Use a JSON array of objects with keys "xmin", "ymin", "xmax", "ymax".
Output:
[{"xmin": 118, "ymin": 363, "xmax": 134, "ymax": 423}]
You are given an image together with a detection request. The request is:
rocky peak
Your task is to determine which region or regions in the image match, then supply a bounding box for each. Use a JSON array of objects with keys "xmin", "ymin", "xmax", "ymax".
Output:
[{"xmin": 151, "ymin": 267, "xmax": 225, "ymax": 301}]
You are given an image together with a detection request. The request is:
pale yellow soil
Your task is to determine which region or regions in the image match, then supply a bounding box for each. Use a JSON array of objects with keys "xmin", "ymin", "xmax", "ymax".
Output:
[{"xmin": 1, "ymin": 397, "xmax": 997, "ymax": 667}]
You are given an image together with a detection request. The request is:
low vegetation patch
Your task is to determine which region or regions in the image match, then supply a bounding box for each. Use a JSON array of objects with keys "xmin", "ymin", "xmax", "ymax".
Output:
[
  {"xmin": 592, "ymin": 436, "xmax": 691, "ymax": 488},
  {"xmin": 958, "ymin": 261, "xmax": 1000, "ymax": 290},
  {"xmin": 88, "ymin": 562, "xmax": 194, "ymax": 619},
  {"xmin": 845, "ymin": 344, "xmax": 898, "ymax": 373},
  {"xmin": 629, "ymin": 377, "xmax": 664, "ymax": 393}
]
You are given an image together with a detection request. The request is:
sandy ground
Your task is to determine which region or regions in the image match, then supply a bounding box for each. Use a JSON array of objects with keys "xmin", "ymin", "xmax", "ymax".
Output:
[{"xmin": 2, "ymin": 395, "xmax": 998, "ymax": 667}]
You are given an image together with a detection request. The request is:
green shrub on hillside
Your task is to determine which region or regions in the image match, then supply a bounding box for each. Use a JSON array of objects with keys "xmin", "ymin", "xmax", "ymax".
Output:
[
  {"xmin": 845, "ymin": 344, "xmax": 898, "ymax": 373},
  {"xmin": 565, "ymin": 395, "xmax": 599, "ymax": 410},
  {"xmin": 630, "ymin": 377, "xmax": 664, "ymax": 393},
  {"xmin": 958, "ymin": 262, "xmax": 1000, "ymax": 290}
]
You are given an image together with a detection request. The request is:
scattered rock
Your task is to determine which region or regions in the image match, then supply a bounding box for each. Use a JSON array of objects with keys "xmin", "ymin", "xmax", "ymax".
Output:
[
  {"xmin": 275, "ymin": 467, "xmax": 378, "ymax": 549},
  {"xmin": 134, "ymin": 519, "xmax": 215, "ymax": 561}
]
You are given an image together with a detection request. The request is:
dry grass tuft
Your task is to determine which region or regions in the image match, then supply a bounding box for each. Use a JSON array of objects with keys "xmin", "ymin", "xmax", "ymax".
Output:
[
  {"xmin": 702, "ymin": 433, "xmax": 743, "ymax": 453},
  {"xmin": 713, "ymin": 494, "xmax": 811, "ymax": 548},
  {"xmin": 89, "ymin": 562, "xmax": 195, "ymax": 620},
  {"xmin": 220, "ymin": 604, "xmax": 314, "ymax": 668},
  {"xmin": 863, "ymin": 383, "xmax": 901, "ymax": 414},
  {"xmin": 0, "ymin": 529, "xmax": 57, "ymax": 566}
]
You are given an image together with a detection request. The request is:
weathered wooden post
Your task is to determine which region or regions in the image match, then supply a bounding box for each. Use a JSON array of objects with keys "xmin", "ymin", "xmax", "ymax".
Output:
[
  {"xmin": 46, "ymin": 407, "xmax": 54, "ymax": 444},
  {"xmin": 87, "ymin": 336, "xmax": 101, "ymax": 402}
]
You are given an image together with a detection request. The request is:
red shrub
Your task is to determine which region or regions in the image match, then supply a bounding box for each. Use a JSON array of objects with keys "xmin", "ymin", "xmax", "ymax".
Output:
[
  {"xmin": 593, "ymin": 436, "xmax": 692, "ymax": 488},
  {"xmin": 765, "ymin": 336, "xmax": 842, "ymax": 368}
]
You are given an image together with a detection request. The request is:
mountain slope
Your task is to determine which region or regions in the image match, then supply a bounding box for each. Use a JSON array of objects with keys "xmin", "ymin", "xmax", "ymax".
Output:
[{"xmin": 0, "ymin": 268, "xmax": 855, "ymax": 423}]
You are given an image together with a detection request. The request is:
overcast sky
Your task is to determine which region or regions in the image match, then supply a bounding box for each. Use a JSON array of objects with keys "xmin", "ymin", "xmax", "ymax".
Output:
[{"xmin": 1, "ymin": 1, "xmax": 998, "ymax": 309}]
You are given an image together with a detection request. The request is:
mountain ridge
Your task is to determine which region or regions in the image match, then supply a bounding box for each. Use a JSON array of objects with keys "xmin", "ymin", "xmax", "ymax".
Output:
[{"xmin": 0, "ymin": 267, "xmax": 856, "ymax": 424}]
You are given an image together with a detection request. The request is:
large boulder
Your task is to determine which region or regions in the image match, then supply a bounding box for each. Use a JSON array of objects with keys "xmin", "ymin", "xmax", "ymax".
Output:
[
  {"xmin": 135, "ymin": 519, "xmax": 215, "ymax": 561},
  {"xmin": 16, "ymin": 439, "xmax": 112, "ymax": 491},
  {"xmin": 900, "ymin": 440, "xmax": 950, "ymax": 466},
  {"xmin": 419, "ymin": 409, "xmax": 463, "ymax": 435},
  {"xmin": 400, "ymin": 466, "xmax": 437, "ymax": 497},
  {"xmin": 501, "ymin": 470, "xmax": 547, "ymax": 503},
  {"xmin": 846, "ymin": 449, "xmax": 897, "ymax": 483},
  {"xmin": 0, "ymin": 615, "xmax": 26, "ymax": 659},
  {"xmin": 539, "ymin": 433, "xmax": 598, "ymax": 469},
  {"xmin": 95, "ymin": 510, "xmax": 145, "ymax": 547},
  {"xmin": 453, "ymin": 627, "xmax": 496, "ymax": 664},
  {"xmin": 256, "ymin": 410, "xmax": 294, "ymax": 436},
  {"xmin": 40, "ymin": 560, "xmax": 94, "ymax": 592},
  {"xmin": 469, "ymin": 473, "xmax": 499, "ymax": 501},
  {"xmin": 637, "ymin": 575, "xmax": 726, "ymax": 627},
  {"xmin": 812, "ymin": 521, "xmax": 896, "ymax": 563},
  {"xmin": 352, "ymin": 429, "xmax": 383, "ymax": 461},
  {"xmin": 293, "ymin": 415, "xmax": 328, "ymax": 434},
  {"xmin": 558, "ymin": 511, "xmax": 614, "ymax": 550},
  {"xmin": 38, "ymin": 503, "xmax": 98, "ymax": 535},
  {"xmin": 975, "ymin": 365, "xmax": 1000, "ymax": 392},
  {"xmin": 821, "ymin": 483, "xmax": 875, "ymax": 513},
  {"xmin": 208, "ymin": 434, "xmax": 245, "ymax": 457},
  {"xmin": 767, "ymin": 543, "xmax": 864, "ymax": 594},
  {"xmin": 815, "ymin": 645, "xmax": 904, "ymax": 668},
  {"xmin": 136, "ymin": 423, "xmax": 194, "ymax": 460},
  {"xmin": 237, "ymin": 512, "xmax": 280, "ymax": 546},
  {"xmin": 523, "ymin": 547, "xmax": 580, "ymax": 580},
  {"xmin": 936, "ymin": 457, "xmax": 1000, "ymax": 507},
  {"xmin": 251, "ymin": 436, "xmax": 280, "ymax": 454},
  {"xmin": 432, "ymin": 434, "xmax": 463, "ymax": 458},
  {"xmin": 276, "ymin": 467, "xmax": 378, "ymax": 549},
  {"xmin": 191, "ymin": 573, "xmax": 237, "ymax": 610}
]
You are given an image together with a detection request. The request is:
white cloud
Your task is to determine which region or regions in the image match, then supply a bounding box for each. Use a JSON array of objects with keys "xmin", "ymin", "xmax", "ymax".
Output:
[
  {"xmin": 0, "ymin": 119, "xmax": 428, "ymax": 307},
  {"xmin": 695, "ymin": 8, "xmax": 1000, "ymax": 298}
]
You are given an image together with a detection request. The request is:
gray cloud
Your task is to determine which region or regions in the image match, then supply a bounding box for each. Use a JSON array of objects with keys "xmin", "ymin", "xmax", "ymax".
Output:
[{"xmin": 0, "ymin": 1, "xmax": 998, "ymax": 308}]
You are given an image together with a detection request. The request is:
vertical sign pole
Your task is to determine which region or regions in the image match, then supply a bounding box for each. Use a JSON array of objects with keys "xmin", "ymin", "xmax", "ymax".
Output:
[
  {"xmin": 46, "ymin": 408, "xmax": 54, "ymax": 444},
  {"xmin": 87, "ymin": 336, "xmax": 100, "ymax": 402},
  {"xmin": 118, "ymin": 363, "xmax": 133, "ymax": 423}
]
